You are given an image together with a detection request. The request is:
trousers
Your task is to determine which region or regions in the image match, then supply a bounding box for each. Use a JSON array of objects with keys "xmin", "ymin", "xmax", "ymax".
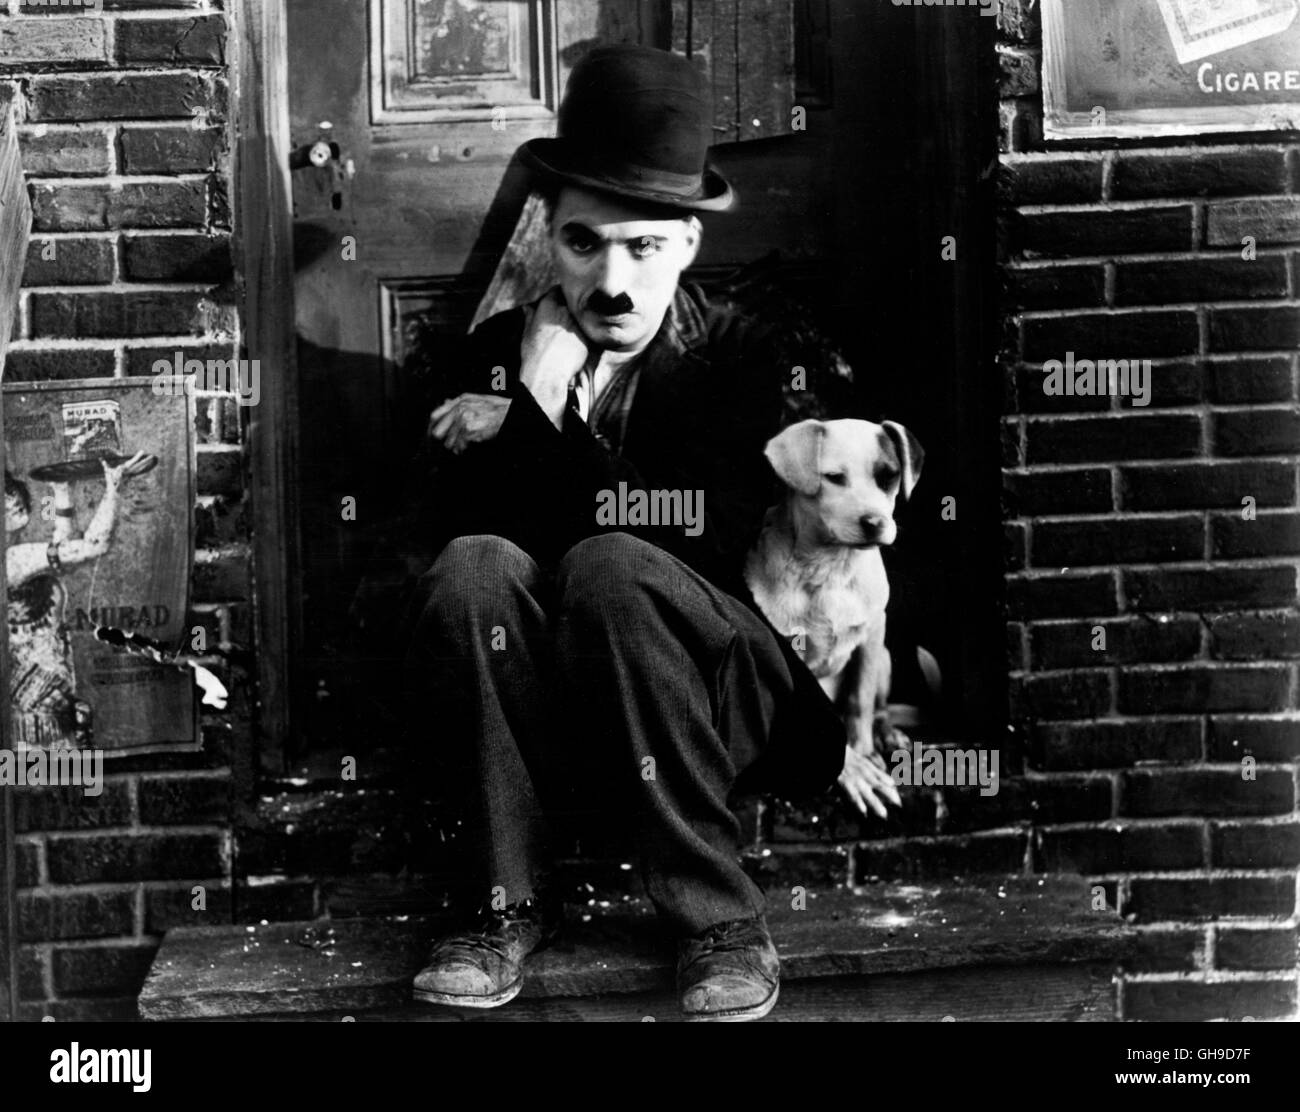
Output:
[{"xmin": 402, "ymin": 531, "xmax": 798, "ymax": 934}]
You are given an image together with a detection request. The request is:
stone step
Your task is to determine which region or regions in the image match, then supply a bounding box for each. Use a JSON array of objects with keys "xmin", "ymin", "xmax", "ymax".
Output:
[{"xmin": 139, "ymin": 875, "xmax": 1135, "ymax": 1021}]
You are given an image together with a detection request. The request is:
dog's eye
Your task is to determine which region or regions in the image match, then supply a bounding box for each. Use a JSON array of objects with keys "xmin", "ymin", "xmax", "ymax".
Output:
[
  {"xmin": 821, "ymin": 472, "xmax": 849, "ymax": 486},
  {"xmin": 876, "ymin": 466, "xmax": 899, "ymax": 486}
]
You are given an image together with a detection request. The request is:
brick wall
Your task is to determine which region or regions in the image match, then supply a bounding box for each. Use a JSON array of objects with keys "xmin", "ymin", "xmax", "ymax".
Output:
[
  {"xmin": 2, "ymin": 0, "xmax": 258, "ymax": 1020},
  {"xmin": 992, "ymin": 0, "xmax": 1299, "ymax": 1020}
]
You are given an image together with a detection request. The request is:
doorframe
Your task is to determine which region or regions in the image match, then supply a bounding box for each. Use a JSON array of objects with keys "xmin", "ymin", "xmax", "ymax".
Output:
[{"xmin": 232, "ymin": 0, "xmax": 302, "ymax": 781}]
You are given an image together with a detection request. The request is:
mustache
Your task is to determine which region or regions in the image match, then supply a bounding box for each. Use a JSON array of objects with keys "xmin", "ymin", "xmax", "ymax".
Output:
[{"xmin": 585, "ymin": 291, "xmax": 635, "ymax": 316}]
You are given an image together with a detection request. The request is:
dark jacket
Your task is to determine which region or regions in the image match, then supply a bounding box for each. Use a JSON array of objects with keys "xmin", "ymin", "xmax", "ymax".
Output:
[{"xmin": 418, "ymin": 282, "xmax": 846, "ymax": 799}]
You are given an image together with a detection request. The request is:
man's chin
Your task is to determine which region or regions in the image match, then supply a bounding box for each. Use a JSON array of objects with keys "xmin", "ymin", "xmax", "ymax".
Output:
[{"xmin": 579, "ymin": 314, "xmax": 649, "ymax": 351}]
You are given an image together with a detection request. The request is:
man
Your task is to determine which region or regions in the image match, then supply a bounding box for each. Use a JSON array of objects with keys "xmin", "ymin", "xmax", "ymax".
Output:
[{"xmin": 403, "ymin": 45, "xmax": 895, "ymax": 1021}]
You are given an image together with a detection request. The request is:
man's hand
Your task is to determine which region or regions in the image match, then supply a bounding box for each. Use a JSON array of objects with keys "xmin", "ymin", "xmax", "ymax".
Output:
[
  {"xmin": 520, "ymin": 287, "xmax": 593, "ymax": 428},
  {"xmin": 837, "ymin": 741, "xmax": 901, "ymax": 820},
  {"xmin": 428, "ymin": 393, "xmax": 511, "ymax": 454}
]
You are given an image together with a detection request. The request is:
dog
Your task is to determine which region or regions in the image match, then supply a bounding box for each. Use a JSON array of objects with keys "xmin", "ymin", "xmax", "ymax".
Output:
[{"xmin": 745, "ymin": 419, "xmax": 924, "ymax": 814}]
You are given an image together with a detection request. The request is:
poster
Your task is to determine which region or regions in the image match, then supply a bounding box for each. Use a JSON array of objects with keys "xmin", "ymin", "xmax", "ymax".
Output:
[
  {"xmin": 3, "ymin": 380, "xmax": 196, "ymax": 754},
  {"xmin": 1043, "ymin": 0, "xmax": 1300, "ymax": 138}
]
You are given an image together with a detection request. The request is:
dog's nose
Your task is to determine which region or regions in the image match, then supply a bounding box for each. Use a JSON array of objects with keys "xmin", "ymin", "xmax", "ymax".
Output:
[{"xmin": 861, "ymin": 514, "xmax": 887, "ymax": 534}]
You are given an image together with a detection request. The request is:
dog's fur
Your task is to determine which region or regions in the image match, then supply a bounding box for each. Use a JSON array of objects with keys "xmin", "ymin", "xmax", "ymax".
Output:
[{"xmin": 745, "ymin": 419, "xmax": 923, "ymax": 752}]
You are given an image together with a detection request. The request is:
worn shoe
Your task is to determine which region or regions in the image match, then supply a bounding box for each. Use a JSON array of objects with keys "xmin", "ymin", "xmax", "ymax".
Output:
[
  {"xmin": 676, "ymin": 916, "xmax": 781, "ymax": 1022},
  {"xmin": 412, "ymin": 901, "xmax": 556, "ymax": 1008}
]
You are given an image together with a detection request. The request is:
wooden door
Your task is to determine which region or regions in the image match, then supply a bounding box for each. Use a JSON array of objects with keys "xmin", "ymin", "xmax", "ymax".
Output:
[{"xmin": 284, "ymin": 0, "xmax": 673, "ymax": 765}]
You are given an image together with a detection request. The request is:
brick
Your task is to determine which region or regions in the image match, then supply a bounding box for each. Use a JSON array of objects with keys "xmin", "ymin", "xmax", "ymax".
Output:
[
  {"xmin": 123, "ymin": 234, "xmax": 233, "ymax": 282},
  {"xmin": 1211, "ymin": 821, "xmax": 1300, "ymax": 868},
  {"xmin": 46, "ymin": 832, "xmax": 226, "ymax": 884},
  {"xmin": 120, "ymin": 126, "xmax": 223, "ymax": 173},
  {"xmin": 1208, "ymin": 357, "xmax": 1295, "ymax": 404},
  {"xmin": 1004, "ymin": 263, "xmax": 1106, "ymax": 310},
  {"xmin": 1216, "ymin": 926, "xmax": 1298, "ymax": 971},
  {"xmin": 1208, "ymin": 611, "xmax": 1300, "ymax": 660},
  {"xmin": 1127, "ymin": 877, "xmax": 1294, "ymax": 922},
  {"xmin": 1030, "ymin": 616, "xmax": 1201, "ymax": 669},
  {"xmin": 14, "ymin": 780, "xmax": 132, "ymax": 832},
  {"xmin": 1122, "ymin": 769, "xmax": 1294, "ymax": 818},
  {"xmin": 2, "ymin": 347, "xmax": 116, "ymax": 381},
  {"xmin": 1119, "ymin": 665, "xmax": 1291, "ymax": 714},
  {"xmin": 1112, "ymin": 149, "xmax": 1289, "ymax": 200},
  {"xmin": 197, "ymin": 450, "xmax": 242, "ymax": 498},
  {"xmin": 1123, "ymin": 929, "xmax": 1205, "ymax": 973},
  {"xmin": 1213, "ymin": 407, "xmax": 1300, "ymax": 456},
  {"xmin": 1034, "ymin": 718, "xmax": 1203, "ymax": 771},
  {"xmin": 1006, "ymin": 622, "xmax": 1027, "ymax": 671},
  {"xmin": 1013, "ymin": 365, "xmax": 1112, "ymax": 413},
  {"xmin": 1208, "ymin": 716, "xmax": 1300, "ymax": 763},
  {"xmin": 145, "ymin": 882, "xmax": 233, "ymax": 932},
  {"xmin": 115, "ymin": 16, "xmax": 226, "ymax": 65},
  {"xmin": 17, "ymin": 841, "xmax": 41, "ymax": 887},
  {"xmin": 1001, "ymin": 420, "xmax": 1022, "ymax": 468},
  {"xmin": 138, "ymin": 774, "xmax": 231, "ymax": 824},
  {"xmin": 1004, "ymin": 468, "xmax": 1113, "ymax": 516},
  {"xmin": 997, "ymin": 0, "xmax": 1038, "ymax": 43},
  {"xmin": 1032, "ymin": 517, "xmax": 1203, "ymax": 569},
  {"xmin": 999, "ymin": 157, "xmax": 1103, "ymax": 205},
  {"xmin": 1122, "ymin": 462, "xmax": 1296, "ymax": 510},
  {"xmin": 18, "ymin": 947, "xmax": 47, "ymax": 1002},
  {"xmin": 1034, "ymin": 822, "xmax": 1203, "ymax": 873},
  {"xmin": 1025, "ymin": 415, "xmax": 1201, "ymax": 466},
  {"xmin": 940, "ymin": 775, "xmax": 1114, "ymax": 832},
  {"xmin": 52, "ymin": 943, "xmax": 157, "ymax": 998},
  {"xmin": 30, "ymin": 180, "xmax": 207, "ymax": 231},
  {"xmin": 193, "ymin": 551, "xmax": 252, "ymax": 602},
  {"xmin": 0, "ymin": 17, "xmax": 109, "ymax": 65},
  {"xmin": 997, "ymin": 46, "xmax": 1039, "ymax": 98},
  {"xmin": 1023, "ymin": 310, "xmax": 1199, "ymax": 362},
  {"xmin": 854, "ymin": 830, "xmax": 1027, "ymax": 882},
  {"xmin": 17, "ymin": 127, "xmax": 112, "ymax": 176},
  {"xmin": 18, "ymin": 889, "xmax": 135, "ymax": 943},
  {"xmin": 1009, "ymin": 670, "xmax": 1112, "ymax": 720},
  {"xmin": 1125, "ymin": 980, "xmax": 1296, "ymax": 1022},
  {"xmin": 1210, "ymin": 306, "xmax": 1300, "ymax": 352},
  {"xmin": 1007, "ymin": 573, "xmax": 1118, "ymax": 620},
  {"xmin": 29, "ymin": 290, "xmax": 202, "ymax": 339},
  {"xmin": 125, "ymin": 341, "xmax": 237, "ymax": 379},
  {"xmin": 22, "ymin": 236, "xmax": 114, "ymax": 286},
  {"xmin": 28, "ymin": 73, "xmax": 208, "ymax": 122},
  {"xmin": 1114, "ymin": 256, "xmax": 1288, "ymax": 306},
  {"xmin": 1118, "ymin": 362, "xmax": 1203, "ymax": 409},
  {"xmin": 236, "ymin": 878, "xmax": 319, "ymax": 924},
  {"xmin": 194, "ymin": 497, "xmax": 250, "ymax": 548},
  {"xmin": 1004, "ymin": 521, "xmax": 1027, "ymax": 571},
  {"xmin": 1014, "ymin": 206, "xmax": 1194, "ymax": 257},
  {"xmin": 1126, "ymin": 566, "xmax": 1296, "ymax": 613},
  {"xmin": 1206, "ymin": 198, "xmax": 1300, "ymax": 246}
]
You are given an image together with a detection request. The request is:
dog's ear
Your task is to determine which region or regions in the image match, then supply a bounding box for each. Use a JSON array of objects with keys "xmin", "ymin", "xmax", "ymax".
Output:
[
  {"xmin": 764, "ymin": 420, "xmax": 825, "ymax": 496},
  {"xmin": 882, "ymin": 421, "xmax": 924, "ymax": 500}
]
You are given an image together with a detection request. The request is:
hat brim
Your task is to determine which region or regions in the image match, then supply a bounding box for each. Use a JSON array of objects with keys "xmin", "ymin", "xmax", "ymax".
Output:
[{"xmin": 520, "ymin": 138, "xmax": 735, "ymax": 213}]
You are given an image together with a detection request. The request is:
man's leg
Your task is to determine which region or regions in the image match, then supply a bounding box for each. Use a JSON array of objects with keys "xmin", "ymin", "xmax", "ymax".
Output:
[
  {"xmin": 404, "ymin": 535, "xmax": 562, "ymax": 1007},
  {"xmin": 553, "ymin": 533, "xmax": 794, "ymax": 1018}
]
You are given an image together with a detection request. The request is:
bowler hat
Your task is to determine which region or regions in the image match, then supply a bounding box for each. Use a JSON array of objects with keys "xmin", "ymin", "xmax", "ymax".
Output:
[{"xmin": 520, "ymin": 45, "xmax": 734, "ymax": 213}]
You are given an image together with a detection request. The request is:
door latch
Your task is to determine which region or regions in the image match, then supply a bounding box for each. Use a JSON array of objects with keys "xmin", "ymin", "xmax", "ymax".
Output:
[{"xmin": 289, "ymin": 121, "xmax": 355, "ymax": 209}]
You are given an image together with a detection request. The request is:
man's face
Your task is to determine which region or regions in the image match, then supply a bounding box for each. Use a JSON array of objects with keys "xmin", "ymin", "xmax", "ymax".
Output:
[{"xmin": 549, "ymin": 186, "xmax": 700, "ymax": 354}]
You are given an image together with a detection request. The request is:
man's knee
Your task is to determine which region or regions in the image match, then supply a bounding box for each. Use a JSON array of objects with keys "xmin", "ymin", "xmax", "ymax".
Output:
[
  {"xmin": 416, "ymin": 534, "xmax": 538, "ymax": 620},
  {"xmin": 556, "ymin": 533, "xmax": 674, "ymax": 620}
]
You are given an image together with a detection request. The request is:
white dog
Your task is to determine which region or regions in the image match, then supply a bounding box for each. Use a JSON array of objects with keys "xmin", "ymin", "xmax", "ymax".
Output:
[{"xmin": 745, "ymin": 418, "xmax": 924, "ymax": 818}]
